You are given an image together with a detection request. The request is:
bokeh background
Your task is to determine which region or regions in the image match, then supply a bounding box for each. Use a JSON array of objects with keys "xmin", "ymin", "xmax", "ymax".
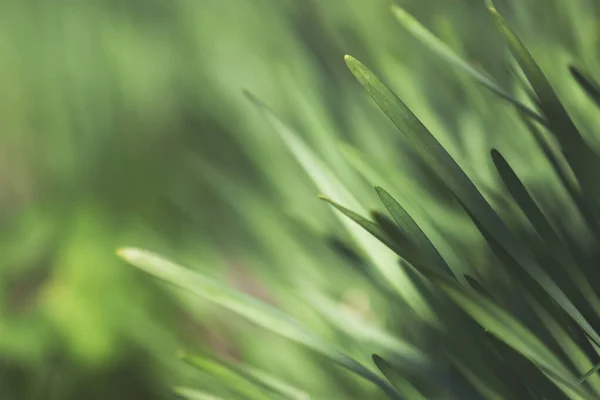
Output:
[{"xmin": 2, "ymin": 0, "xmax": 599, "ymax": 398}]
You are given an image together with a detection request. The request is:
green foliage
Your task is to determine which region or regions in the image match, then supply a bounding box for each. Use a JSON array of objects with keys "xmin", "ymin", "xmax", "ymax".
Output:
[{"xmin": 118, "ymin": 3, "xmax": 600, "ymax": 399}]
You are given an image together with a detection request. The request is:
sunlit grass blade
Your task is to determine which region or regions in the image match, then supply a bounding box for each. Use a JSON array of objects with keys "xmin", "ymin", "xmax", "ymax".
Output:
[
  {"xmin": 174, "ymin": 387, "xmax": 226, "ymax": 400},
  {"xmin": 580, "ymin": 364, "xmax": 600, "ymax": 383},
  {"xmin": 245, "ymin": 91, "xmax": 416, "ymax": 307},
  {"xmin": 345, "ymin": 54, "xmax": 600, "ymax": 347},
  {"xmin": 372, "ymin": 355, "xmax": 427, "ymax": 400},
  {"xmin": 117, "ymin": 248, "xmax": 403, "ymax": 399},
  {"xmin": 570, "ymin": 66, "xmax": 600, "ymax": 108},
  {"xmin": 180, "ymin": 354, "xmax": 267, "ymax": 400},
  {"xmin": 374, "ymin": 186, "xmax": 453, "ymax": 278},
  {"xmin": 306, "ymin": 291, "xmax": 428, "ymax": 366},
  {"xmin": 318, "ymin": 196, "xmax": 403, "ymax": 257},
  {"xmin": 390, "ymin": 5, "xmax": 545, "ymax": 125},
  {"xmin": 488, "ymin": 4, "xmax": 600, "ymax": 200},
  {"xmin": 181, "ymin": 353, "xmax": 310, "ymax": 400}
]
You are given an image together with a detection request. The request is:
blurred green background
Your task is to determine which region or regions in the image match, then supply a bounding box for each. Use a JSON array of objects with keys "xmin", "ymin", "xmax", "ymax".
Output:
[{"xmin": 2, "ymin": 0, "xmax": 599, "ymax": 398}]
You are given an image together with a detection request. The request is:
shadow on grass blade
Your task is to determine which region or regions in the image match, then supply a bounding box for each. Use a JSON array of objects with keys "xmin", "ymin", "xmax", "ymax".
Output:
[{"xmin": 570, "ymin": 66, "xmax": 600, "ymax": 108}]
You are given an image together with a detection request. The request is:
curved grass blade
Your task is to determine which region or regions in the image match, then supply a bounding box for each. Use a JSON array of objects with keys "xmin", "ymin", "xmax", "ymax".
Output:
[
  {"xmin": 344, "ymin": 54, "xmax": 600, "ymax": 348},
  {"xmin": 488, "ymin": 4, "xmax": 600, "ymax": 201},
  {"xmin": 570, "ymin": 66, "xmax": 600, "ymax": 108},
  {"xmin": 375, "ymin": 186, "xmax": 453, "ymax": 278},
  {"xmin": 117, "ymin": 248, "xmax": 403, "ymax": 399},
  {"xmin": 372, "ymin": 355, "xmax": 426, "ymax": 400},
  {"xmin": 390, "ymin": 5, "xmax": 545, "ymax": 125}
]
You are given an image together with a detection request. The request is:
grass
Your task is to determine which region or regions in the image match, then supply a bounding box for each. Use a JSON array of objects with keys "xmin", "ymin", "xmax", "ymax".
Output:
[{"xmin": 118, "ymin": 3, "xmax": 600, "ymax": 399}]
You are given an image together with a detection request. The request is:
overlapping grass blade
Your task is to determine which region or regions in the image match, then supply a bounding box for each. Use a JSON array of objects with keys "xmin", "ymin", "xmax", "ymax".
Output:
[
  {"xmin": 318, "ymin": 196, "xmax": 403, "ymax": 257},
  {"xmin": 372, "ymin": 355, "xmax": 427, "ymax": 400},
  {"xmin": 117, "ymin": 248, "xmax": 402, "ymax": 399},
  {"xmin": 390, "ymin": 5, "xmax": 545, "ymax": 125},
  {"xmin": 374, "ymin": 186, "xmax": 453, "ymax": 278},
  {"xmin": 488, "ymin": 4, "xmax": 600, "ymax": 200},
  {"xmin": 181, "ymin": 353, "xmax": 310, "ymax": 400},
  {"xmin": 570, "ymin": 66, "xmax": 600, "ymax": 108},
  {"xmin": 491, "ymin": 149, "xmax": 600, "ymax": 315},
  {"xmin": 344, "ymin": 54, "xmax": 600, "ymax": 347},
  {"xmin": 521, "ymin": 116, "xmax": 600, "ymax": 235},
  {"xmin": 580, "ymin": 364, "xmax": 600, "ymax": 383},
  {"xmin": 245, "ymin": 92, "xmax": 416, "ymax": 306},
  {"xmin": 442, "ymin": 284, "xmax": 595, "ymax": 399}
]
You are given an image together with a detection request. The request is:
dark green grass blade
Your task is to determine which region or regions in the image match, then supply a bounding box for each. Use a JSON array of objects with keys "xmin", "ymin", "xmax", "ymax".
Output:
[
  {"xmin": 491, "ymin": 149, "xmax": 600, "ymax": 316},
  {"xmin": 521, "ymin": 116, "xmax": 600, "ymax": 236},
  {"xmin": 372, "ymin": 355, "xmax": 426, "ymax": 400},
  {"xmin": 443, "ymin": 283, "xmax": 595, "ymax": 399},
  {"xmin": 390, "ymin": 5, "xmax": 546, "ymax": 125},
  {"xmin": 570, "ymin": 66, "xmax": 600, "ymax": 108},
  {"xmin": 374, "ymin": 186, "xmax": 454, "ymax": 278},
  {"xmin": 486, "ymin": 333, "xmax": 569, "ymax": 400},
  {"xmin": 464, "ymin": 275, "xmax": 493, "ymax": 300},
  {"xmin": 117, "ymin": 248, "xmax": 403, "ymax": 399},
  {"xmin": 488, "ymin": 4, "xmax": 600, "ymax": 201},
  {"xmin": 345, "ymin": 54, "xmax": 600, "ymax": 348}
]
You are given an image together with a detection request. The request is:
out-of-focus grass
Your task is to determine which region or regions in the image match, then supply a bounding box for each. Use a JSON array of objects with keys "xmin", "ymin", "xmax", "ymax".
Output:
[{"xmin": 1, "ymin": 0, "xmax": 599, "ymax": 398}]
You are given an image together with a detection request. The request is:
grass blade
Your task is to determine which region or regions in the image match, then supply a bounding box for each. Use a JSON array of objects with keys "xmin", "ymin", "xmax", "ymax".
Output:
[
  {"xmin": 374, "ymin": 186, "xmax": 453, "ymax": 278},
  {"xmin": 246, "ymin": 92, "xmax": 417, "ymax": 307},
  {"xmin": 372, "ymin": 355, "xmax": 427, "ymax": 400},
  {"xmin": 570, "ymin": 66, "xmax": 600, "ymax": 108},
  {"xmin": 488, "ymin": 4, "xmax": 600, "ymax": 201},
  {"xmin": 390, "ymin": 5, "xmax": 545, "ymax": 125},
  {"xmin": 118, "ymin": 248, "xmax": 403, "ymax": 399},
  {"xmin": 442, "ymin": 284, "xmax": 595, "ymax": 400},
  {"xmin": 345, "ymin": 54, "xmax": 600, "ymax": 348},
  {"xmin": 174, "ymin": 387, "xmax": 226, "ymax": 400}
]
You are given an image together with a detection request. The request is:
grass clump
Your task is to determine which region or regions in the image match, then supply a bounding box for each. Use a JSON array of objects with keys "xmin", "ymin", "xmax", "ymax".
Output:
[{"xmin": 120, "ymin": 3, "xmax": 600, "ymax": 399}]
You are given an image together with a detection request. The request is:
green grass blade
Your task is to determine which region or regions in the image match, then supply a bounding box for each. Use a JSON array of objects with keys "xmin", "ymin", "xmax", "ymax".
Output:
[
  {"xmin": 345, "ymin": 54, "xmax": 600, "ymax": 347},
  {"xmin": 488, "ymin": 5, "xmax": 600, "ymax": 200},
  {"xmin": 372, "ymin": 355, "xmax": 427, "ymax": 400},
  {"xmin": 181, "ymin": 353, "xmax": 310, "ymax": 400},
  {"xmin": 570, "ymin": 66, "xmax": 600, "ymax": 108},
  {"xmin": 318, "ymin": 196, "xmax": 403, "ymax": 257},
  {"xmin": 521, "ymin": 116, "xmax": 600, "ymax": 235},
  {"xmin": 374, "ymin": 186, "xmax": 453, "ymax": 278},
  {"xmin": 442, "ymin": 284, "xmax": 595, "ymax": 400},
  {"xmin": 580, "ymin": 364, "xmax": 600, "ymax": 383},
  {"xmin": 492, "ymin": 149, "xmax": 600, "ymax": 314},
  {"xmin": 246, "ymin": 92, "xmax": 417, "ymax": 306},
  {"xmin": 174, "ymin": 387, "xmax": 226, "ymax": 400},
  {"xmin": 390, "ymin": 5, "xmax": 545, "ymax": 125},
  {"xmin": 117, "ymin": 248, "xmax": 403, "ymax": 399}
]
